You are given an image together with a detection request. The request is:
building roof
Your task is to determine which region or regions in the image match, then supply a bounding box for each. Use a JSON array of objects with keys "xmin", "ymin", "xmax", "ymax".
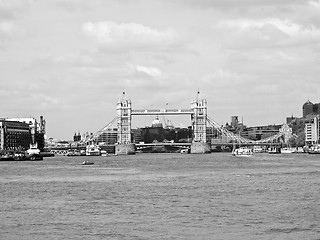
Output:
[{"xmin": 303, "ymin": 100, "xmax": 313, "ymax": 107}]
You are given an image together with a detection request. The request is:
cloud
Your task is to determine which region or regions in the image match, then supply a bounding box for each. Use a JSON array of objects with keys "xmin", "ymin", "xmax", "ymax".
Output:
[
  {"xmin": 2, "ymin": 0, "xmax": 319, "ymax": 139},
  {"xmin": 221, "ymin": 19, "xmax": 298, "ymax": 35},
  {"xmin": 127, "ymin": 63, "xmax": 162, "ymax": 78},
  {"xmin": 82, "ymin": 21, "xmax": 180, "ymax": 51},
  {"xmin": 216, "ymin": 18, "xmax": 320, "ymax": 48}
]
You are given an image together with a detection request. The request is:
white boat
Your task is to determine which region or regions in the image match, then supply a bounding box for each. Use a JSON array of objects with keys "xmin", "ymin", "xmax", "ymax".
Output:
[
  {"xmin": 180, "ymin": 149, "xmax": 189, "ymax": 154},
  {"xmin": 268, "ymin": 147, "xmax": 281, "ymax": 154},
  {"xmin": 100, "ymin": 150, "xmax": 110, "ymax": 157},
  {"xmin": 82, "ymin": 160, "xmax": 94, "ymax": 165},
  {"xmin": 291, "ymin": 147, "xmax": 305, "ymax": 153},
  {"xmin": 27, "ymin": 143, "xmax": 40, "ymax": 155},
  {"xmin": 308, "ymin": 144, "xmax": 320, "ymax": 154},
  {"xmin": 232, "ymin": 147, "xmax": 253, "ymax": 157},
  {"xmin": 66, "ymin": 149, "xmax": 81, "ymax": 156},
  {"xmin": 253, "ymin": 146, "xmax": 264, "ymax": 153},
  {"xmin": 26, "ymin": 143, "xmax": 43, "ymax": 160},
  {"xmin": 86, "ymin": 145, "xmax": 101, "ymax": 156},
  {"xmin": 280, "ymin": 147, "xmax": 294, "ymax": 154}
]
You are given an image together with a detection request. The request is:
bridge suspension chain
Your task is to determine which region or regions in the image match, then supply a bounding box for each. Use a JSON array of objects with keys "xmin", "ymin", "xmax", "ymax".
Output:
[
  {"xmin": 79, "ymin": 117, "xmax": 117, "ymax": 144},
  {"xmin": 206, "ymin": 116, "xmax": 254, "ymax": 144},
  {"xmin": 254, "ymin": 124, "xmax": 290, "ymax": 144},
  {"xmin": 77, "ymin": 115, "xmax": 291, "ymax": 146},
  {"xmin": 206, "ymin": 116, "xmax": 291, "ymax": 144}
]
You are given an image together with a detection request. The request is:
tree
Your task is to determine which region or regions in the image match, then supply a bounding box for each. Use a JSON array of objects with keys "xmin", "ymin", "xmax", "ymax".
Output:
[
  {"xmin": 295, "ymin": 132, "xmax": 305, "ymax": 147},
  {"xmin": 288, "ymin": 136, "xmax": 297, "ymax": 147}
]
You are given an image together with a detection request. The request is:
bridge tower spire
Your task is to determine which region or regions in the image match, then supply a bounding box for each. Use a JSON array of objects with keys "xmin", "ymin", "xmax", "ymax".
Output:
[
  {"xmin": 190, "ymin": 91, "xmax": 210, "ymax": 153},
  {"xmin": 116, "ymin": 92, "xmax": 135, "ymax": 154}
]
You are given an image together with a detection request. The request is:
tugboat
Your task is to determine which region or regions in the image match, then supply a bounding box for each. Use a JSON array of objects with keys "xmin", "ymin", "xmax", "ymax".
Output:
[{"xmin": 26, "ymin": 143, "xmax": 43, "ymax": 161}]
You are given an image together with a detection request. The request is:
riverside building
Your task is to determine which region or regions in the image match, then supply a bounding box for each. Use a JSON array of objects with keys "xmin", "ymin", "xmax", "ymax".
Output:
[
  {"xmin": 305, "ymin": 115, "xmax": 320, "ymax": 145},
  {"xmin": 302, "ymin": 100, "xmax": 320, "ymax": 117},
  {"xmin": 240, "ymin": 124, "xmax": 282, "ymax": 141},
  {"xmin": 2, "ymin": 116, "xmax": 46, "ymax": 151},
  {"xmin": 0, "ymin": 120, "xmax": 31, "ymax": 151},
  {"xmin": 286, "ymin": 101, "xmax": 320, "ymax": 146}
]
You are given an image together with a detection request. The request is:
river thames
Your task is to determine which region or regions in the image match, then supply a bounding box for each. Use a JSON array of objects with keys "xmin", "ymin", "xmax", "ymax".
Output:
[{"xmin": 0, "ymin": 153, "xmax": 319, "ymax": 239}]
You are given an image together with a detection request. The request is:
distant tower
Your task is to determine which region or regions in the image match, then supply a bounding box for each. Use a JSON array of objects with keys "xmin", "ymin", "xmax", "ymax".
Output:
[
  {"xmin": 116, "ymin": 92, "xmax": 132, "ymax": 144},
  {"xmin": 303, "ymin": 100, "xmax": 314, "ymax": 118},
  {"xmin": 231, "ymin": 116, "xmax": 239, "ymax": 128},
  {"xmin": 73, "ymin": 132, "xmax": 81, "ymax": 142},
  {"xmin": 39, "ymin": 116, "xmax": 46, "ymax": 134},
  {"xmin": 191, "ymin": 91, "xmax": 207, "ymax": 143}
]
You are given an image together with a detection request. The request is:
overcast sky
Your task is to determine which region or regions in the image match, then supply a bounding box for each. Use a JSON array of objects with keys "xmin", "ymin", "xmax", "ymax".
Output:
[{"xmin": 1, "ymin": 0, "xmax": 320, "ymax": 140}]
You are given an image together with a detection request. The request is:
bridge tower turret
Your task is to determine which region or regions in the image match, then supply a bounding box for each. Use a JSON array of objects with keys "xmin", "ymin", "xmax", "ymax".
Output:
[
  {"xmin": 116, "ymin": 92, "xmax": 135, "ymax": 154},
  {"xmin": 190, "ymin": 91, "xmax": 210, "ymax": 153}
]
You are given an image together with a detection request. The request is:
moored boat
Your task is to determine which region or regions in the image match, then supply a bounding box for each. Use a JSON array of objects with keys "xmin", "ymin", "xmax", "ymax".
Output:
[
  {"xmin": 0, "ymin": 151, "xmax": 43, "ymax": 161},
  {"xmin": 0, "ymin": 153, "xmax": 15, "ymax": 161},
  {"xmin": 291, "ymin": 147, "xmax": 305, "ymax": 154},
  {"xmin": 66, "ymin": 149, "xmax": 81, "ymax": 157},
  {"xmin": 232, "ymin": 147, "xmax": 253, "ymax": 157},
  {"xmin": 180, "ymin": 149, "xmax": 189, "ymax": 154},
  {"xmin": 86, "ymin": 145, "xmax": 101, "ymax": 156},
  {"xmin": 280, "ymin": 147, "xmax": 295, "ymax": 154},
  {"xmin": 308, "ymin": 144, "xmax": 320, "ymax": 154},
  {"xmin": 268, "ymin": 147, "xmax": 281, "ymax": 154},
  {"xmin": 27, "ymin": 143, "xmax": 41, "ymax": 155},
  {"xmin": 26, "ymin": 144, "xmax": 43, "ymax": 160},
  {"xmin": 253, "ymin": 146, "xmax": 264, "ymax": 153},
  {"xmin": 100, "ymin": 150, "xmax": 110, "ymax": 157}
]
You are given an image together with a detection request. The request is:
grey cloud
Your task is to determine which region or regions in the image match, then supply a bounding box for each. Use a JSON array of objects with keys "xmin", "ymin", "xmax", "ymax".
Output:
[{"xmin": 172, "ymin": 0, "xmax": 314, "ymax": 9}]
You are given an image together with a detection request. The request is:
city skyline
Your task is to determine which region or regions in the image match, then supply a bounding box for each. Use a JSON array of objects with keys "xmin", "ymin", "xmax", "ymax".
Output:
[{"xmin": 1, "ymin": 0, "xmax": 320, "ymax": 140}]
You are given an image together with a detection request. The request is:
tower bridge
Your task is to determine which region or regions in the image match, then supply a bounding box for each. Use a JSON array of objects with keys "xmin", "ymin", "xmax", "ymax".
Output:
[
  {"xmin": 115, "ymin": 92, "xmax": 209, "ymax": 154},
  {"xmin": 79, "ymin": 92, "xmax": 292, "ymax": 154}
]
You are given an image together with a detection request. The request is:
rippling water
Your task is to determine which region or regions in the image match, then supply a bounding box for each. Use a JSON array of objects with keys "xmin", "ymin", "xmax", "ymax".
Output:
[{"xmin": 1, "ymin": 153, "xmax": 319, "ymax": 239}]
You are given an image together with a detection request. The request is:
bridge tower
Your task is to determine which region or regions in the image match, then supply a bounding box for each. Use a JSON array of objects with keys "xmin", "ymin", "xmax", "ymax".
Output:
[
  {"xmin": 190, "ymin": 92, "xmax": 210, "ymax": 153},
  {"xmin": 115, "ymin": 92, "xmax": 135, "ymax": 154}
]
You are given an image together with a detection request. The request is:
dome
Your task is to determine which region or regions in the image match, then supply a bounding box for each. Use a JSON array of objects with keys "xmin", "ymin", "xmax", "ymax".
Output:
[{"xmin": 151, "ymin": 116, "xmax": 163, "ymax": 128}]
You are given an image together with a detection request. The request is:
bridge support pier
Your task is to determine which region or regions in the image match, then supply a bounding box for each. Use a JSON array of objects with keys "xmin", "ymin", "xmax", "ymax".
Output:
[
  {"xmin": 115, "ymin": 143, "xmax": 136, "ymax": 155},
  {"xmin": 190, "ymin": 142, "xmax": 211, "ymax": 154}
]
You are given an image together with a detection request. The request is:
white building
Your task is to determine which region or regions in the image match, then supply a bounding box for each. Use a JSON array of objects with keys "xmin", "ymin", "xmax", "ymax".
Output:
[{"xmin": 305, "ymin": 115, "xmax": 320, "ymax": 145}]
